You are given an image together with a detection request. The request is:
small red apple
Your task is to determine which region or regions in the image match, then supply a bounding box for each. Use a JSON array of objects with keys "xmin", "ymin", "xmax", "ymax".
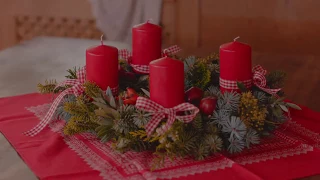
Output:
[
  {"xmin": 185, "ymin": 87, "xmax": 204, "ymax": 106},
  {"xmin": 123, "ymin": 88, "xmax": 139, "ymax": 105},
  {"xmin": 126, "ymin": 88, "xmax": 137, "ymax": 97},
  {"xmin": 199, "ymin": 96, "xmax": 217, "ymax": 115},
  {"xmin": 123, "ymin": 94, "xmax": 138, "ymax": 105}
]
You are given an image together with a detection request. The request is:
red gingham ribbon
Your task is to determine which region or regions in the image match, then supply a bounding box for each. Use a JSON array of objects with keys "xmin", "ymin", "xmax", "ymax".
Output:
[
  {"xmin": 220, "ymin": 65, "xmax": 281, "ymax": 95},
  {"xmin": 24, "ymin": 67, "xmax": 119, "ymax": 136},
  {"xmin": 253, "ymin": 65, "xmax": 281, "ymax": 95},
  {"xmin": 135, "ymin": 97, "xmax": 199, "ymax": 136},
  {"xmin": 24, "ymin": 66, "xmax": 86, "ymax": 136},
  {"xmin": 119, "ymin": 45, "xmax": 182, "ymax": 73},
  {"xmin": 219, "ymin": 78, "xmax": 252, "ymax": 90}
]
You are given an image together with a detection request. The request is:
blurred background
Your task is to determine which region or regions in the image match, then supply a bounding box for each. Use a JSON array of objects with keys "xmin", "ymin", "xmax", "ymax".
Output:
[{"xmin": 0, "ymin": 0, "xmax": 319, "ymax": 111}]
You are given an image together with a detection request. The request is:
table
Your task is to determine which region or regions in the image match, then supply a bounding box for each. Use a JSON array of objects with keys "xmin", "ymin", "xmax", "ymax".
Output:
[
  {"xmin": 1, "ymin": 92, "xmax": 320, "ymax": 180},
  {"xmin": 0, "ymin": 36, "xmax": 130, "ymax": 180}
]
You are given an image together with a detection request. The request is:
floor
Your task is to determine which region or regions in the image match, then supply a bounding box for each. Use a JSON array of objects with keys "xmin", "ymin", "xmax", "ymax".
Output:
[{"xmin": 0, "ymin": 37, "xmax": 319, "ymax": 179}]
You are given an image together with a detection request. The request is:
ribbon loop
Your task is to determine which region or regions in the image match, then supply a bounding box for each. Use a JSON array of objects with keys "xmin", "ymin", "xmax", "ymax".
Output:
[
  {"xmin": 136, "ymin": 97, "xmax": 199, "ymax": 136},
  {"xmin": 252, "ymin": 65, "xmax": 281, "ymax": 95},
  {"xmin": 24, "ymin": 66, "xmax": 119, "ymax": 137},
  {"xmin": 24, "ymin": 67, "xmax": 87, "ymax": 136},
  {"xmin": 119, "ymin": 45, "xmax": 182, "ymax": 74}
]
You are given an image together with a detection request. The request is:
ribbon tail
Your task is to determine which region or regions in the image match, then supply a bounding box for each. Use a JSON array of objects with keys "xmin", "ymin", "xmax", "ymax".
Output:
[
  {"xmin": 258, "ymin": 85, "xmax": 281, "ymax": 95},
  {"xmin": 24, "ymin": 90, "xmax": 71, "ymax": 136},
  {"xmin": 119, "ymin": 49, "xmax": 132, "ymax": 62},
  {"xmin": 159, "ymin": 112, "xmax": 176, "ymax": 135},
  {"xmin": 145, "ymin": 114, "xmax": 165, "ymax": 137},
  {"xmin": 162, "ymin": 45, "xmax": 182, "ymax": 56},
  {"xmin": 55, "ymin": 79, "xmax": 79, "ymax": 90}
]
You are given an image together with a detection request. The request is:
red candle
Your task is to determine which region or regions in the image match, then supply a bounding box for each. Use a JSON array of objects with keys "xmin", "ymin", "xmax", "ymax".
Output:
[
  {"xmin": 86, "ymin": 41, "xmax": 118, "ymax": 91},
  {"xmin": 219, "ymin": 37, "xmax": 252, "ymax": 93},
  {"xmin": 132, "ymin": 21, "xmax": 162, "ymax": 73},
  {"xmin": 149, "ymin": 57, "xmax": 184, "ymax": 108}
]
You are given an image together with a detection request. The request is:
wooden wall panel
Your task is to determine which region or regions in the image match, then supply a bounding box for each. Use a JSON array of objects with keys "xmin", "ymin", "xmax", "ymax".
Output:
[
  {"xmin": 1, "ymin": 0, "xmax": 320, "ymax": 56},
  {"xmin": 176, "ymin": 0, "xmax": 320, "ymax": 56}
]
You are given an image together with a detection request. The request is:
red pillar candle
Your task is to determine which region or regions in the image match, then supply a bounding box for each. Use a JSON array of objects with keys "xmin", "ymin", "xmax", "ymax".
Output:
[
  {"xmin": 149, "ymin": 57, "xmax": 184, "ymax": 108},
  {"xmin": 86, "ymin": 40, "xmax": 118, "ymax": 91},
  {"xmin": 132, "ymin": 21, "xmax": 162, "ymax": 73},
  {"xmin": 219, "ymin": 37, "xmax": 252, "ymax": 93}
]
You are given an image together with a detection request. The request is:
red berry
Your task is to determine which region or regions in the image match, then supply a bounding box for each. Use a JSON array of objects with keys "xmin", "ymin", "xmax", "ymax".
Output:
[
  {"xmin": 123, "ymin": 94, "xmax": 138, "ymax": 105},
  {"xmin": 185, "ymin": 87, "xmax": 204, "ymax": 106},
  {"xmin": 199, "ymin": 97, "xmax": 217, "ymax": 115},
  {"xmin": 126, "ymin": 88, "xmax": 137, "ymax": 97}
]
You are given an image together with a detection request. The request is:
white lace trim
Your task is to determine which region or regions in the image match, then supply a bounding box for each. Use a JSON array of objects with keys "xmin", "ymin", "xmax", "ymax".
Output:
[{"xmin": 26, "ymin": 103, "xmax": 318, "ymax": 179}]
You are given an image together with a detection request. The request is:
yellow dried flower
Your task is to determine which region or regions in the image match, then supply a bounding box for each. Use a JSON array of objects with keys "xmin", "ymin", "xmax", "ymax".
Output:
[{"xmin": 239, "ymin": 92, "xmax": 267, "ymax": 131}]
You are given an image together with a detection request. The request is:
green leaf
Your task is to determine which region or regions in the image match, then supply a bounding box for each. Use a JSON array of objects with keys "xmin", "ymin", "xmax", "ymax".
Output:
[
  {"xmin": 237, "ymin": 82, "xmax": 248, "ymax": 92},
  {"xmin": 93, "ymin": 102, "xmax": 120, "ymax": 119},
  {"xmin": 139, "ymin": 75, "xmax": 149, "ymax": 82},
  {"xmin": 109, "ymin": 96, "xmax": 116, "ymax": 108},
  {"xmin": 92, "ymin": 101, "xmax": 110, "ymax": 110},
  {"xmin": 141, "ymin": 88, "xmax": 150, "ymax": 97},
  {"xmin": 275, "ymin": 97, "xmax": 286, "ymax": 104},
  {"xmin": 118, "ymin": 97, "xmax": 124, "ymax": 106},
  {"xmin": 94, "ymin": 109, "xmax": 112, "ymax": 118},
  {"xmin": 286, "ymin": 103, "xmax": 302, "ymax": 110},
  {"xmin": 92, "ymin": 97, "xmax": 105, "ymax": 104},
  {"xmin": 106, "ymin": 87, "xmax": 113, "ymax": 97},
  {"xmin": 279, "ymin": 104, "xmax": 289, "ymax": 112}
]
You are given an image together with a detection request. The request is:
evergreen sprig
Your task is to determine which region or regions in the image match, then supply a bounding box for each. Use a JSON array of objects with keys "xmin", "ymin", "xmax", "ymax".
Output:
[
  {"xmin": 37, "ymin": 79, "xmax": 58, "ymax": 94},
  {"xmin": 65, "ymin": 67, "xmax": 79, "ymax": 79}
]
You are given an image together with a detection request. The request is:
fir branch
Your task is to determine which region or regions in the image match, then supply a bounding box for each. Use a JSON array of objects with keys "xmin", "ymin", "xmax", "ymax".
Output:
[
  {"xmin": 205, "ymin": 134, "xmax": 223, "ymax": 153},
  {"xmin": 113, "ymin": 105, "xmax": 138, "ymax": 134},
  {"xmin": 218, "ymin": 92, "xmax": 240, "ymax": 112},
  {"xmin": 193, "ymin": 143, "xmax": 211, "ymax": 161},
  {"xmin": 266, "ymin": 70, "xmax": 286, "ymax": 88},
  {"xmin": 186, "ymin": 61, "xmax": 211, "ymax": 89},
  {"xmin": 53, "ymin": 95, "xmax": 76, "ymax": 121},
  {"xmin": 253, "ymin": 91, "xmax": 267, "ymax": 104},
  {"xmin": 228, "ymin": 136, "xmax": 245, "ymax": 154},
  {"xmin": 96, "ymin": 125, "xmax": 116, "ymax": 143},
  {"xmin": 211, "ymin": 110, "xmax": 231, "ymax": 126},
  {"xmin": 245, "ymin": 128, "xmax": 260, "ymax": 148},
  {"xmin": 184, "ymin": 56, "xmax": 197, "ymax": 72},
  {"xmin": 205, "ymin": 86, "xmax": 221, "ymax": 97},
  {"xmin": 65, "ymin": 67, "xmax": 79, "ymax": 79},
  {"xmin": 222, "ymin": 116, "xmax": 247, "ymax": 140},
  {"xmin": 132, "ymin": 109, "xmax": 151, "ymax": 128},
  {"xmin": 37, "ymin": 79, "xmax": 58, "ymax": 94},
  {"xmin": 83, "ymin": 81, "xmax": 102, "ymax": 98}
]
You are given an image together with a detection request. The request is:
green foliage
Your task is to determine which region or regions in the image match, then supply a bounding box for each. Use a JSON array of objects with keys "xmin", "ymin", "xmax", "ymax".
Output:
[
  {"xmin": 40, "ymin": 51, "xmax": 300, "ymax": 170},
  {"xmin": 65, "ymin": 67, "xmax": 79, "ymax": 79},
  {"xmin": 266, "ymin": 70, "xmax": 286, "ymax": 88},
  {"xmin": 113, "ymin": 105, "xmax": 137, "ymax": 134},
  {"xmin": 83, "ymin": 81, "xmax": 102, "ymax": 98},
  {"xmin": 37, "ymin": 79, "xmax": 59, "ymax": 94},
  {"xmin": 186, "ymin": 61, "xmax": 211, "ymax": 89},
  {"xmin": 63, "ymin": 95, "xmax": 99, "ymax": 135},
  {"xmin": 119, "ymin": 75, "xmax": 149, "ymax": 93},
  {"xmin": 54, "ymin": 95, "xmax": 76, "ymax": 121},
  {"xmin": 96, "ymin": 125, "xmax": 116, "ymax": 143}
]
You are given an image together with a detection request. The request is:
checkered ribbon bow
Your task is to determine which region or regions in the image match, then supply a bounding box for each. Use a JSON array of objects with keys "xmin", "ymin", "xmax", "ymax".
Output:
[
  {"xmin": 24, "ymin": 66, "xmax": 87, "ymax": 136},
  {"xmin": 119, "ymin": 45, "xmax": 182, "ymax": 74},
  {"xmin": 253, "ymin": 65, "xmax": 281, "ymax": 95},
  {"xmin": 135, "ymin": 97, "xmax": 199, "ymax": 136},
  {"xmin": 24, "ymin": 66, "xmax": 119, "ymax": 136}
]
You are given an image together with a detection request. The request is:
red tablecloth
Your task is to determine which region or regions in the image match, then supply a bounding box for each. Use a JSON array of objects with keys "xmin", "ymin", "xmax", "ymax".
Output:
[{"xmin": 0, "ymin": 93, "xmax": 320, "ymax": 180}]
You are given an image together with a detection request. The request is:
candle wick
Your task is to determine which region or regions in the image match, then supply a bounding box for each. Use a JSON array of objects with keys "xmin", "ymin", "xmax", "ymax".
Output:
[
  {"xmin": 100, "ymin": 34, "xmax": 104, "ymax": 45},
  {"xmin": 234, "ymin": 36, "xmax": 240, "ymax": 42}
]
